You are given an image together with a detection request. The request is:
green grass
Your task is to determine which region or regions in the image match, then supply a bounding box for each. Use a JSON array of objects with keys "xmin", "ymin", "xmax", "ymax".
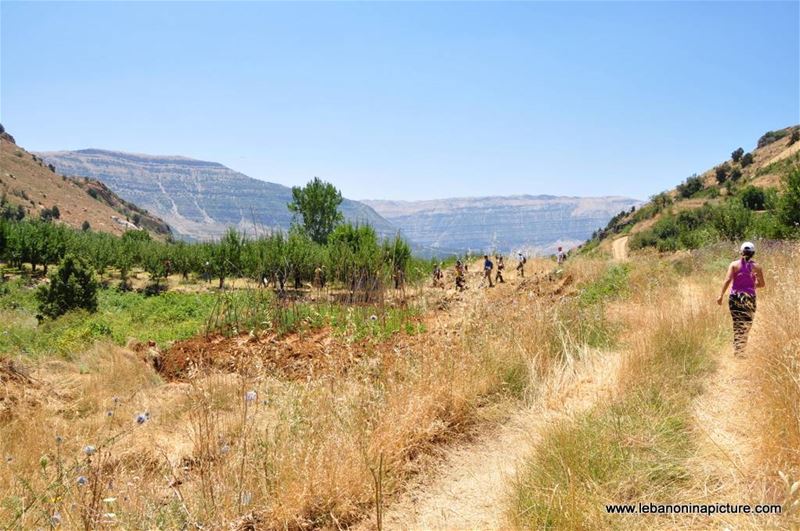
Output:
[
  {"xmin": 0, "ymin": 280, "xmax": 425, "ymax": 359},
  {"xmin": 0, "ymin": 286, "xmax": 219, "ymax": 358}
]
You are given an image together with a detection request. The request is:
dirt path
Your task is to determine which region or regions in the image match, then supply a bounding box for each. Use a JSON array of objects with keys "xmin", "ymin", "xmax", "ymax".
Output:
[
  {"xmin": 373, "ymin": 348, "xmax": 622, "ymax": 531},
  {"xmin": 612, "ymin": 236, "xmax": 629, "ymax": 261}
]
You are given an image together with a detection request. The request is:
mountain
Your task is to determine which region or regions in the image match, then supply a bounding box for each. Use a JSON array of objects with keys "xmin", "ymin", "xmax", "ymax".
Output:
[
  {"xmin": 0, "ymin": 130, "xmax": 170, "ymax": 237},
  {"xmin": 37, "ymin": 149, "xmax": 396, "ymax": 241},
  {"xmin": 362, "ymin": 195, "xmax": 641, "ymax": 255}
]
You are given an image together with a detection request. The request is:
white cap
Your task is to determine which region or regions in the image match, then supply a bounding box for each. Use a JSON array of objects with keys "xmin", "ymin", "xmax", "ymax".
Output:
[{"xmin": 741, "ymin": 241, "xmax": 755, "ymax": 253}]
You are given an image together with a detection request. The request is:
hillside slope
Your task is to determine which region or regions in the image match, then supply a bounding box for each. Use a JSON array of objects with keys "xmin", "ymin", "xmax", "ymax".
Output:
[
  {"xmin": 38, "ymin": 149, "xmax": 396, "ymax": 241},
  {"xmin": 0, "ymin": 131, "xmax": 170, "ymax": 237},
  {"xmin": 364, "ymin": 195, "xmax": 641, "ymax": 254},
  {"xmin": 583, "ymin": 125, "xmax": 800, "ymax": 253}
]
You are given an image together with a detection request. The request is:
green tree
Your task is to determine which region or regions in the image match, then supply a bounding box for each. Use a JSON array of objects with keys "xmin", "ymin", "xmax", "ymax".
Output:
[
  {"xmin": 715, "ymin": 163, "xmax": 730, "ymax": 184},
  {"xmin": 288, "ymin": 177, "xmax": 344, "ymax": 244},
  {"xmin": 212, "ymin": 228, "xmax": 244, "ymax": 289},
  {"xmin": 778, "ymin": 168, "xmax": 800, "ymax": 229},
  {"xmin": 35, "ymin": 254, "xmax": 98, "ymax": 319},
  {"xmin": 731, "ymin": 147, "xmax": 744, "ymax": 162},
  {"xmin": 739, "ymin": 185, "xmax": 769, "ymax": 211},
  {"xmin": 741, "ymin": 152, "xmax": 754, "ymax": 168},
  {"xmin": 712, "ymin": 201, "xmax": 752, "ymax": 241}
]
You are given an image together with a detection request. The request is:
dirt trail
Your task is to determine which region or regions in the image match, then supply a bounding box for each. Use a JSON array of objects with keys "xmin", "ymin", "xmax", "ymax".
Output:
[
  {"xmin": 612, "ymin": 236, "xmax": 629, "ymax": 261},
  {"xmin": 374, "ymin": 348, "xmax": 621, "ymax": 531}
]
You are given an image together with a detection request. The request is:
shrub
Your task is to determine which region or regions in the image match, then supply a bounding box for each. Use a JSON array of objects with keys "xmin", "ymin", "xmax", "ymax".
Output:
[
  {"xmin": 35, "ymin": 254, "xmax": 99, "ymax": 319},
  {"xmin": 731, "ymin": 147, "xmax": 744, "ymax": 162},
  {"xmin": 676, "ymin": 174, "xmax": 704, "ymax": 198},
  {"xmin": 778, "ymin": 168, "xmax": 800, "ymax": 229},
  {"xmin": 712, "ymin": 201, "xmax": 752, "ymax": 241},
  {"xmin": 730, "ymin": 168, "xmax": 743, "ymax": 182},
  {"xmin": 715, "ymin": 163, "xmax": 730, "ymax": 184},
  {"xmin": 81, "ymin": 220, "xmax": 91, "ymax": 232},
  {"xmin": 757, "ymin": 129, "xmax": 788, "ymax": 148},
  {"xmin": 790, "ymin": 129, "xmax": 800, "ymax": 146},
  {"xmin": 739, "ymin": 185, "xmax": 769, "ymax": 211},
  {"xmin": 741, "ymin": 152, "xmax": 755, "ymax": 167}
]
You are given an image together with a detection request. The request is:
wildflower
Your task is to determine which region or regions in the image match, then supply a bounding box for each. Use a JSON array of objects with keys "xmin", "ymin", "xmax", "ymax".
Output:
[
  {"xmin": 135, "ymin": 412, "xmax": 149, "ymax": 425},
  {"xmin": 240, "ymin": 491, "xmax": 253, "ymax": 506},
  {"xmin": 245, "ymin": 390, "xmax": 257, "ymax": 403},
  {"xmin": 112, "ymin": 396, "xmax": 120, "ymax": 404},
  {"xmin": 106, "ymin": 410, "xmax": 114, "ymax": 417},
  {"xmin": 220, "ymin": 444, "xmax": 231, "ymax": 455},
  {"xmin": 77, "ymin": 476, "xmax": 88, "ymax": 486},
  {"xmin": 50, "ymin": 511, "xmax": 62, "ymax": 526},
  {"xmin": 369, "ymin": 314, "xmax": 378, "ymax": 321},
  {"xmin": 55, "ymin": 435, "xmax": 64, "ymax": 445},
  {"xmin": 83, "ymin": 445, "xmax": 96, "ymax": 456}
]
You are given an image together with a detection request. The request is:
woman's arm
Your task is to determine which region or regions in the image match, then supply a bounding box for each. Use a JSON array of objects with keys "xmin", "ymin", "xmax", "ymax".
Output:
[
  {"xmin": 755, "ymin": 264, "xmax": 766, "ymax": 289},
  {"xmin": 717, "ymin": 263, "xmax": 734, "ymax": 305}
]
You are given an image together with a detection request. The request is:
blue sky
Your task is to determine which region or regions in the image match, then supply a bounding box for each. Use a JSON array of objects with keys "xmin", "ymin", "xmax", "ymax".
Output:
[{"xmin": 2, "ymin": 1, "xmax": 798, "ymax": 201}]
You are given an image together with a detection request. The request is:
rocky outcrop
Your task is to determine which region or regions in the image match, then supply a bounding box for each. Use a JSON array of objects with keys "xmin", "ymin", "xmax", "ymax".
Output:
[
  {"xmin": 363, "ymin": 195, "xmax": 641, "ymax": 254},
  {"xmin": 38, "ymin": 149, "xmax": 396, "ymax": 241}
]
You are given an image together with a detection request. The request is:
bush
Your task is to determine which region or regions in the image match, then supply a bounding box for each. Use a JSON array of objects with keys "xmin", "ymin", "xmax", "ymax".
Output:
[
  {"xmin": 676, "ymin": 174, "xmax": 704, "ymax": 198},
  {"xmin": 712, "ymin": 201, "xmax": 752, "ymax": 241},
  {"xmin": 741, "ymin": 152, "xmax": 754, "ymax": 167},
  {"xmin": 778, "ymin": 168, "xmax": 800, "ymax": 229},
  {"xmin": 35, "ymin": 254, "xmax": 99, "ymax": 319},
  {"xmin": 739, "ymin": 185, "xmax": 770, "ymax": 211},
  {"xmin": 790, "ymin": 130, "xmax": 800, "ymax": 146},
  {"xmin": 730, "ymin": 168, "xmax": 743, "ymax": 182},
  {"xmin": 715, "ymin": 163, "xmax": 730, "ymax": 184},
  {"xmin": 731, "ymin": 147, "xmax": 744, "ymax": 162},
  {"xmin": 757, "ymin": 130, "xmax": 788, "ymax": 148},
  {"xmin": 81, "ymin": 220, "xmax": 91, "ymax": 232}
]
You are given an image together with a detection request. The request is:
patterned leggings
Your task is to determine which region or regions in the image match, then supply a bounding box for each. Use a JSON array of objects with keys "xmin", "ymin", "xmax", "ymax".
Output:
[{"xmin": 729, "ymin": 293, "xmax": 756, "ymax": 354}]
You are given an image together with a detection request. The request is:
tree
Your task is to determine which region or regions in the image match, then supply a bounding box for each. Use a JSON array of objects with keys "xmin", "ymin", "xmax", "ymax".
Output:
[
  {"xmin": 712, "ymin": 202, "xmax": 752, "ymax": 241},
  {"xmin": 739, "ymin": 185, "xmax": 768, "ymax": 211},
  {"xmin": 778, "ymin": 168, "xmax": 800, "ymax": 229},
  {"xmin": 730, "ymin": 168, "xmax": 743, "ymax": 182},
  {"xmin": 288, "ymin": 177, "xmax": 344, "ymax": 244},
  {"xmin": 212, "ymin": 228, "xmax": 244, "ymax": 289},
  {"xmin": 715, "ymin": 163, "xmax": 730, "ymax": 184},
  {"xmin": 741, "ymin": 152, "xmax": 754, "ymax": 168},
  {"xmin": 790, "ymin": 129, "xmax": 800, "ymax": 146},
  {"xmin": 731, "ymin": 147, "xmax": 744, "ymax": 162},
  {"xmin": 35, "ymin": 254, "xmax": 98, "ymax": 319},
  {"xmin": 677, "ymin": 174, "xmax": 704, "ymax": 198},
  {"xmin": 81, "ymin": 220, "xmax": 91, "ymax": 232}
]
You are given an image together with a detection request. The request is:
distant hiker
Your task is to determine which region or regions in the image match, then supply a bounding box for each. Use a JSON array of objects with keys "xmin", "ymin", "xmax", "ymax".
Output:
[
  {"xmin": 716, "ymin": 242, "xmax": 765, "ymax": 356},
  {"xmin": 556, "ymin": 246, "xmax": 567, "ymax": 266},
  {"xmin": 433, "ymin": 263, "xmax": 444, "ymax": 288},
  {"xmin": 516, "ymin": 252, "xmax": 526, "ymax": 277},
  {"xmin": 483, "ymin": 255, "xmax": 494, "ymax": 288},
  {"xmin": 455, "ymin": 260, "xmax": 466, "ymax": 291},
  {"xmin": 495, "ymin": 255, "xmax": 505, "ymax": 283}
]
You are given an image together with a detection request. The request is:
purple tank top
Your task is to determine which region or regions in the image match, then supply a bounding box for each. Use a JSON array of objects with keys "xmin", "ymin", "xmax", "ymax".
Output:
[{"xmin": 731, "ymin": 258, "xmax": 756, "ymax": 296}]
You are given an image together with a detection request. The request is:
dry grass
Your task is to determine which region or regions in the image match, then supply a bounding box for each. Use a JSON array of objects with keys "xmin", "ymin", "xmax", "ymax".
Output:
[
  {"xmin": 1, "ymin": 259, "xmax": 596, "ymax": 529},
  {"xmin": 506, "ymin": 257, "xmax": 724, "ymax": 530},
  {"xmin": 750, "ymin": 243, "xmax": 800, "ymax": 518}
]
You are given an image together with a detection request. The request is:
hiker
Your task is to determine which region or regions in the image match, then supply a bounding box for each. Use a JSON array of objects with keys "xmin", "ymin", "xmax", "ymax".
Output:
[
  {"xmin": 556, "ymin": 246, "xmax": 567, "ymax": 266},
  {"xmin": 432, "ymin": 263, "xmax": 444, "ymax": 288},
  {"xmin": 495, "ymin": 255, "xmax": 505, "ymax": 283},
  {"xmin": 483, "ymin": 255, "xmax": 494, "ymax": 288},
  {"xmin": 716, "ymin": 242, "xmax": 765, "ymax": 356},
  {"xmin": 455, "ymin": 260, "xmax": 466, "ymax": 291},
  {"xmin": 516, "ymin": 252, "xmax": 526, "ymax": 277}
]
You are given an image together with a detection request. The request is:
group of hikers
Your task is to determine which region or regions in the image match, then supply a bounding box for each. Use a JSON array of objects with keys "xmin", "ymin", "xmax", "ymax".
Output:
[
  {"xmin": 432, "ymin": 246, "xmax": 568, "ymax": 291},
  {"xmin": 431, "ymin": 240, "xmax": 766, "ymax": 357}
]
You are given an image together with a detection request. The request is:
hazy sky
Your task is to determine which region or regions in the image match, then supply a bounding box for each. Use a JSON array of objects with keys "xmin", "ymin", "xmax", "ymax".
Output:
[{"xmin": 2, "ymin": 1, "xmax": 798, "ymax": 201}]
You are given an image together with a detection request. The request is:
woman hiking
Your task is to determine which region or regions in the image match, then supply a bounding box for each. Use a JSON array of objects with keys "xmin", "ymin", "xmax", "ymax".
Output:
[{"xmin": 716, "ymin": 241, "xmax": 765, "ymax": 356}]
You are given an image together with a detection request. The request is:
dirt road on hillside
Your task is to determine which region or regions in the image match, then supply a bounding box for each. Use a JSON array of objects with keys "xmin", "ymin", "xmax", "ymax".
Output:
[{"xmin": 612, "ymin": 236, "xmax": 629, "ymax": 261}]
